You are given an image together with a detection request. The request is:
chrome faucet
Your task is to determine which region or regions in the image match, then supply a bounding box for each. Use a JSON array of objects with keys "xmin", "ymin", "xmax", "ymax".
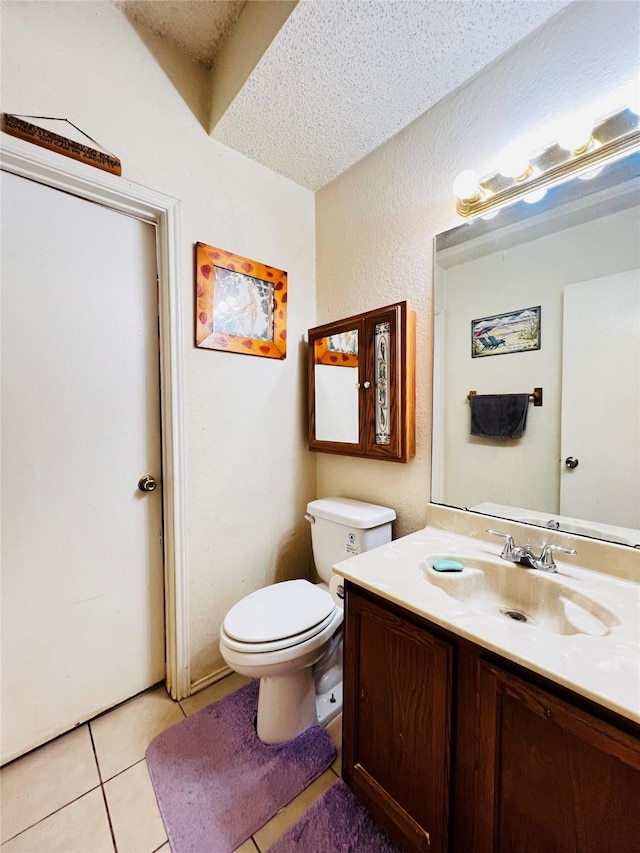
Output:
[{"xmin": 487, "ymin": 530, "xmax": 576, "ymax": 573}]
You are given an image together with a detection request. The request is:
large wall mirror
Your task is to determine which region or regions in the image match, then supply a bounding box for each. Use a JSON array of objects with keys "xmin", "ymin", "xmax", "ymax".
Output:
[{"xmin": 432, "ymin": 151, "xmax": 640, "ymax": 548}]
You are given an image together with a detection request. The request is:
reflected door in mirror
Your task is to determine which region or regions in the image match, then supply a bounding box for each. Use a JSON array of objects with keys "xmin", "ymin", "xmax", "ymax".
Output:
[{"xmin": 561, "ymin": 270, "xmax": 640, "ymax": 530}]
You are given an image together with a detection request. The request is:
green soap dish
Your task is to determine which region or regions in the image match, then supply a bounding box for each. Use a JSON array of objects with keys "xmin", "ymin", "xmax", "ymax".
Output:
[{"xmin": 432, "ymin": 559, "xmax": 464, "ymax": 572}]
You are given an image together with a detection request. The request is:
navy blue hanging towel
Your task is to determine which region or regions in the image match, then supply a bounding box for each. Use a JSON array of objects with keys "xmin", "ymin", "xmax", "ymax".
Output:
[{"xmin": 469, "ymin": 393, "xmax": 529, "ymax": 439}]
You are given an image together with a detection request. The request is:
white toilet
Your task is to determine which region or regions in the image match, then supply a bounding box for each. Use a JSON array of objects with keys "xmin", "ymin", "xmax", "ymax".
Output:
[{"xmin": 219, "ymin": 497, "xmax": 395, "ymax": 743}]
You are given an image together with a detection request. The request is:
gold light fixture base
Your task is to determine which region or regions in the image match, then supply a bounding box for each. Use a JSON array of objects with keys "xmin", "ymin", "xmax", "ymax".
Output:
[{"xmin": 456, "ymin": 107, "xmax": 640, "ymax": 219}]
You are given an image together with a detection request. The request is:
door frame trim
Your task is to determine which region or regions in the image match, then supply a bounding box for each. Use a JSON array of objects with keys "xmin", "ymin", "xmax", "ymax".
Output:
[{"xmin": 1, "ymin": 135, "xmax": 191, "ymax": 699}]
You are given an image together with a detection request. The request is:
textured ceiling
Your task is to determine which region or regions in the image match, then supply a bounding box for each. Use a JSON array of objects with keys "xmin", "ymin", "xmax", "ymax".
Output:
[
  {"xmin": 118, "ymin": 0, "xmax": 571, "ymax": 191},
  {"xmin": 118, "ymin": 0, "xmax": 246, "ymax": 68}
]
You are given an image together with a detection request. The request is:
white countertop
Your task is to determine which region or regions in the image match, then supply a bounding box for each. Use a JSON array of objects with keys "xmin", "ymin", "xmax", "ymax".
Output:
[{"xmin": 332, "ymin": 525, "xmax": 640, "ymax": 724}]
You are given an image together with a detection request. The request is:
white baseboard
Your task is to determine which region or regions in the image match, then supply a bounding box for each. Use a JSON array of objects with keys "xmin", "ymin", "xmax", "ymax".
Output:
[{"xmin": 190, "ymin": 665, "xmax": 233, "ymax": 694}]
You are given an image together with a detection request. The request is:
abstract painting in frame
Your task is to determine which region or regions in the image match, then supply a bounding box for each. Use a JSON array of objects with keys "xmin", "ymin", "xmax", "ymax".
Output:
[
  {"xmin": 471, "ymin": 305, "xmax": 541, "ymax": 358},
  {"xmin": 195, "ymin": 242, "xmax": 287, "ymax": 359}
]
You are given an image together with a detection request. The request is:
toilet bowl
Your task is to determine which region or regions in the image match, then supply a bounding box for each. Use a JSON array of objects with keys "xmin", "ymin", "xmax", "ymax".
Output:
[
  {"xmin": 219, "ymin": 497, "xmax": 395, "ymax": 743},
  {"xmin": 220, "ymin": 579, "xmax": 343, "ymax": 743}
]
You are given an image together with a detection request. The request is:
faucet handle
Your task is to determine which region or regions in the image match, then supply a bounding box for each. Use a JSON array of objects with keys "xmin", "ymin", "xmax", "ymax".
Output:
[
  {"xmin": 540, "ymin": 543, "xmax": 577, "ymax": 567},
  {"xmin": 486, "ymin": 529, "xmax": 521, "ymax": 561},
  {"xmin": 542, "ymin": 543, "xmax": 576, "ymax": 555},
  {"xmin": 486, "ymin": 529, "xmax": 514, "ymax": 546}
]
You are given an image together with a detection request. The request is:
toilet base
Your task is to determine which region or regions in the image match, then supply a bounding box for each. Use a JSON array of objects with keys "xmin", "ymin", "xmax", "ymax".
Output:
[
  {"xmin": 256, "ymin": 669, "xmax": 319, "ymax": 744},
  {"xmin": 255, "ymin": 672, "xmax": 343, "ymax": 744}
]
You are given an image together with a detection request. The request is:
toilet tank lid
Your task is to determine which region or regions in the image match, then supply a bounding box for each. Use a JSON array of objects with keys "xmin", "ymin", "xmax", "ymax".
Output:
[{"xmin": 306, "ymin": 497, "xmax": 396, "ymax": 528}]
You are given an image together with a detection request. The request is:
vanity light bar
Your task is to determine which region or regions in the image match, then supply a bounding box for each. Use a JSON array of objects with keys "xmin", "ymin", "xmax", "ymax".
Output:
[{"xmin": 454, "ymin": 104, "xmax": 640, "ymax": 219}]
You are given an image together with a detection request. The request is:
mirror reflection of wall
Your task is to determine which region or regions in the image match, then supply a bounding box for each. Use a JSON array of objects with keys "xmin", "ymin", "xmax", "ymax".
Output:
[
  {"xmin": 314, "ymin": 330, "xmax": 359, "ymax": 443},
  {"xmin": 433, "ymin": 155, "xmax": 640, "ymax": 547}
]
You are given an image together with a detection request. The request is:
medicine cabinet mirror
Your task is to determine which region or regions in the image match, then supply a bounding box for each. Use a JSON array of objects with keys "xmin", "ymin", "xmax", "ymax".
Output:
[
  {"xmin": 308, "ymin": 301, "xmax": 416, "ymax": 462},
  {"xmin": 432, "ymin": 151, "xmax": 640, "ymax": 547}
]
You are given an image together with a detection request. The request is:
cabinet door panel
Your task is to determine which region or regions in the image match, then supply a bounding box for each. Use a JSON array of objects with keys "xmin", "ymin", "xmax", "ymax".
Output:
[
  {"xmin": 476, "ymin": 661, "xmax": 640, "ymax": 853},
  {"xmin": 308, "ymin": 301, "xmax": 415, "ymax": 461},
  {"xmin": 344, "ymin": 588, "xmax": 452, "ymax": 853},
  {"xmin": 308, "ymin": 316, "xmax": 366, "ymax": 455}
]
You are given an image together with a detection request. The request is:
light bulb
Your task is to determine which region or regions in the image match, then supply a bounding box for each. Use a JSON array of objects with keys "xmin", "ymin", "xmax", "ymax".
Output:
[
  {"xmin": 453, "ymin": 170, "xmax": 480, "ymax": 201},
  {"xmin": 556, "ymin": 112, "xmax": 593, "ymax": 153},
  {"xmin": 579, "ymin": 166, "xmax": 604, "ymax": 181},
  {"xmin": 523, "ymin": 188, "xmax": 547, "ymax": 204},
  {"xmin": 497, "ymin": 143, "xmax": 531, "ymax": 180}
]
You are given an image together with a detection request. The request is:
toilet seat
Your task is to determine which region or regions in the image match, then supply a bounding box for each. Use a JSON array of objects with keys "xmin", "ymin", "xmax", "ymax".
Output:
[
  {"xmin": 221, "ymin": 609, "xmax": 337, "ymax": 653},
  {"xmin": 223, "ymin": 579, "xmax": 337, "ymax": 652},
  {"xmin": 219, "ymin": 605, "xmax": 343, "ymax": 672}
]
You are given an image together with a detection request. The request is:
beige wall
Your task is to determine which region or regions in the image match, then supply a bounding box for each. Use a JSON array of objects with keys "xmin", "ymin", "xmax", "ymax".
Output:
[
  {"xmin": 315, "ymin": 0, "xmax": 639, "ymax": 540},
  {"xmin": 0, "ymin": 0, "xmax": 317, "ymax": 684}
]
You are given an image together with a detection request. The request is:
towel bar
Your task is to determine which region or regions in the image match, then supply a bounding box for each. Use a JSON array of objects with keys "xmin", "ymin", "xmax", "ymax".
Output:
[{"xmin": 467, "ymin": 387, "xmax": 543, "ymax": 407}]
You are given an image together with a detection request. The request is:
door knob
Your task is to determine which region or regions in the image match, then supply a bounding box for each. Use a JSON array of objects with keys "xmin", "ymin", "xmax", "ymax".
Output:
[
  {"xmin": 565, "ymin": 457, "xmax": 579, "ymax": 469},
  {"xmin": 138, "ymin": 475, "xmax": 157, "ymax": 492}
]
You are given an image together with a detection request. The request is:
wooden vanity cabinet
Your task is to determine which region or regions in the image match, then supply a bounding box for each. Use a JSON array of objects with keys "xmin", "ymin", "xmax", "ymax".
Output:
[
  {"xmin": 343, "ymin": 583, "xmax": 640, "ymax": 853},
  {"xmin": 308, "ymin": 301, "xmax": 416, "ymax": 462},
  {"xmin": 473, "ymin": 662, "xmax": 640, "ymax": 853},
  {"xmin": 343, "ymin": 586, "xmax": 452, "ymax": 853}
]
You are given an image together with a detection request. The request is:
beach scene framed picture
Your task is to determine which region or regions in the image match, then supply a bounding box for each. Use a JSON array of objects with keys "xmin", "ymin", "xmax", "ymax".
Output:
[{"xmin": 471, "ymin": 305, "xmax": 541, "ymax": 358}]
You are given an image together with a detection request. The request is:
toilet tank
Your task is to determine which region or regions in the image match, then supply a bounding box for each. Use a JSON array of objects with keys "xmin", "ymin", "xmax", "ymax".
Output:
[{"xmin": 305, "ymin": 497, "xmax": 396, "ymax": 584}]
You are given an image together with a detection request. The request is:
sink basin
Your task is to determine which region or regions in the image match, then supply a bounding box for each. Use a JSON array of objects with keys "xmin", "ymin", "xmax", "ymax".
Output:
[{"xmin": 420, "ymin": 555, "xmax": 619, "ymax": 637}]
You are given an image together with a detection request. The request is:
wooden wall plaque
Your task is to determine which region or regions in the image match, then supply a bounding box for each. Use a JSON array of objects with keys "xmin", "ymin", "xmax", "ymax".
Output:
[{"xmin": 1, "ymin": 114, "xmax": 121, "ymax": 175}]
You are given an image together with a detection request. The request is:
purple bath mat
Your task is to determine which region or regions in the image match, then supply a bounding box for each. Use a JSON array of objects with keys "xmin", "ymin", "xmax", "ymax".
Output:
[
  {"xmin": 266, "ymin": 779, "xmax": 402, "ymax": 853},
  {"xmin": 145, "ymin": 680, "xmax": 336, "ymax": 853}
]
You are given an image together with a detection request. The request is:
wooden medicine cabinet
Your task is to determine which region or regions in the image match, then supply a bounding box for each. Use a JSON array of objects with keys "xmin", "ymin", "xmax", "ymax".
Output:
[{"xmin": 308, "ymin": 301, "xmax": 416, "ymax": 462}]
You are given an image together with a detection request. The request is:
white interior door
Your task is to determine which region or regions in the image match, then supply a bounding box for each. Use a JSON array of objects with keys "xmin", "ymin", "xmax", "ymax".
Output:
[
  {"xmin": 1, "ymin": 171, "xmax": 165, "ymax": 764},
  {"xmin": 560, "ymin": 270, "xmax": 640, "ymax": 529}
]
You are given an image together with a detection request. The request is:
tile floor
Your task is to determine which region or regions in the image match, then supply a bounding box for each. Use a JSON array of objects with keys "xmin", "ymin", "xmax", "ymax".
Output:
[{"xmin": 0, "ymin": 672, "xmax": 343, "ymax": 853}]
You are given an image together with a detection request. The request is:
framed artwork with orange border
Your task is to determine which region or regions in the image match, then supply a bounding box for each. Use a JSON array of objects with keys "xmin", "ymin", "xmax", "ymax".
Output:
[{"xmin": 195, "ymin": 242, "xmax": 287, "ymax": 359}]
